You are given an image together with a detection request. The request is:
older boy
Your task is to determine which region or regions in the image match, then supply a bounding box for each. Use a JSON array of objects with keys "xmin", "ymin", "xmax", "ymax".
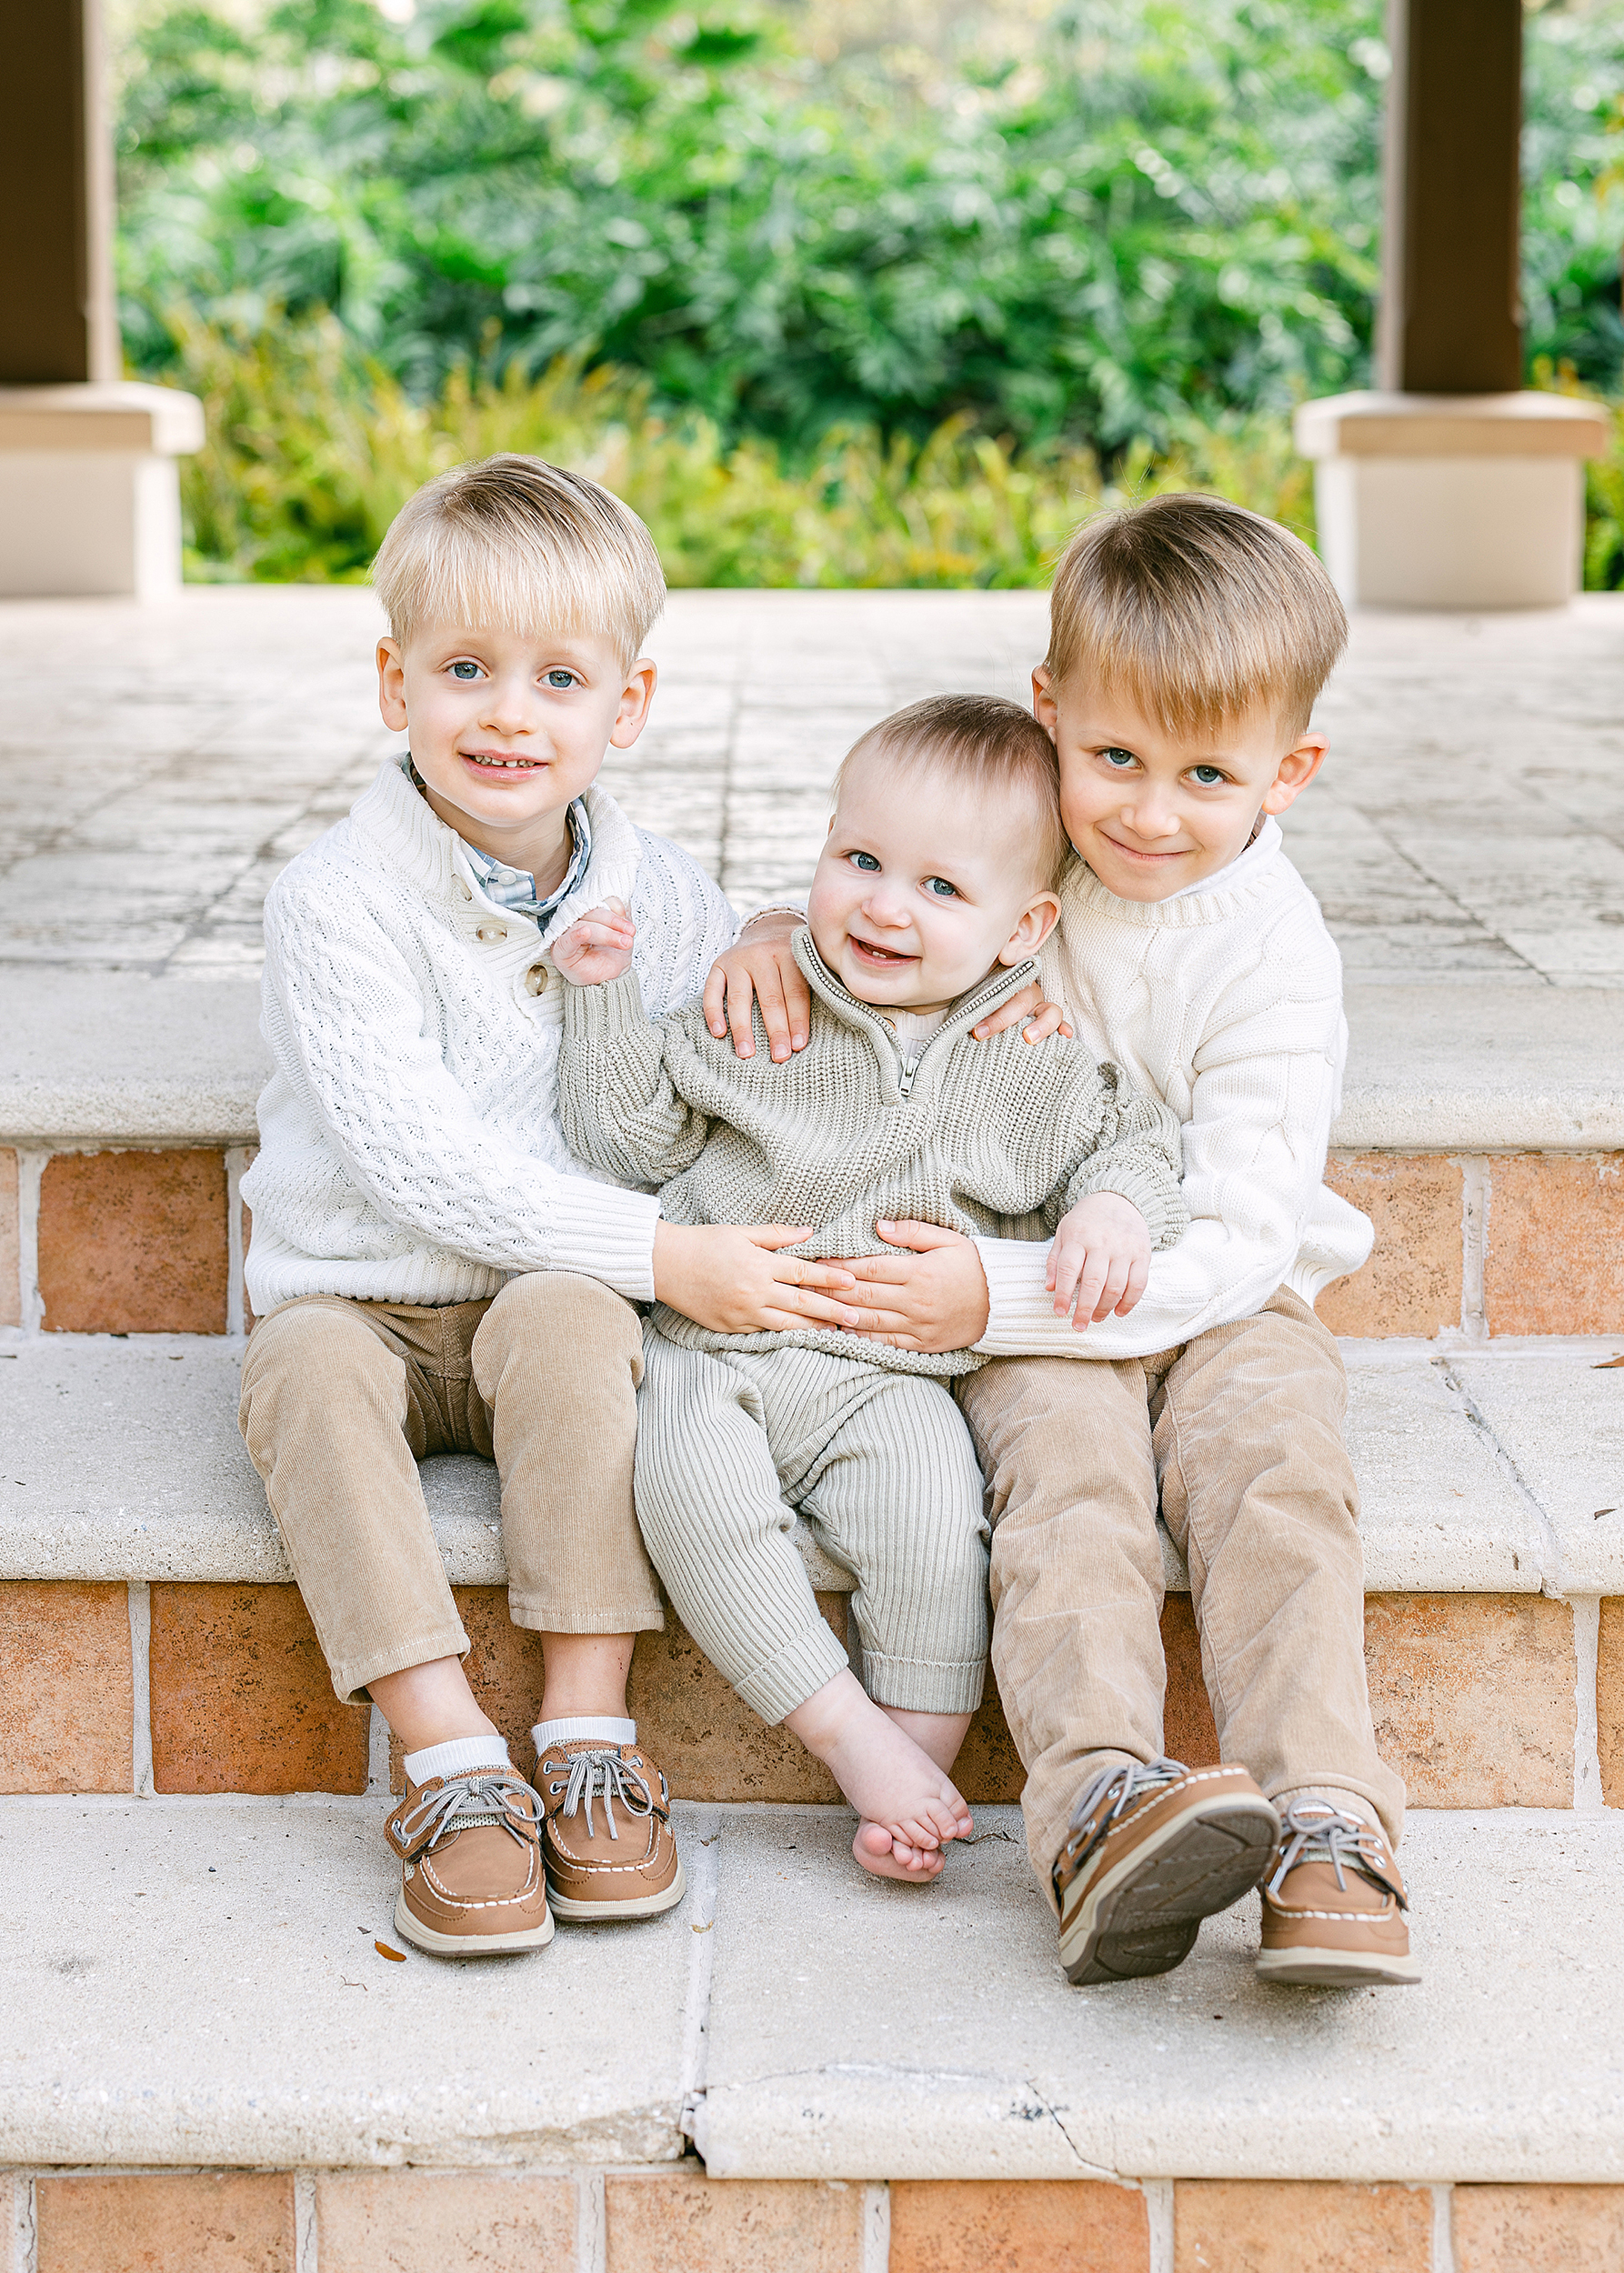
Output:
[
  {"xmin": 714, "ymin": 496, "xmax": 1414, "ymax": 1990},
  {"xmin": 238, "ymin": 455, "xmax": 861, "ymax": 1956}
]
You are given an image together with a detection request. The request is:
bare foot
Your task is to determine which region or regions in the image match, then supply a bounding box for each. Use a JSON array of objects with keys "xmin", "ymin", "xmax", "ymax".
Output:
[{"xmin": 785, "ymin": 1670, "xmax": 974, "ymax": 1879}]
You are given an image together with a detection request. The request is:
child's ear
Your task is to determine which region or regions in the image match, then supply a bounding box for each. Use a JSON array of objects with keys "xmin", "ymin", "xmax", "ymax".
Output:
[
  {"xmin": 609, "ymin": 657, "xmax": 658, "ymax": 748},
  {"xmin": 1260, "ymin": 731, "xmax": 1328, "ymax": 816},
  {"xmin": 1031, "ymin": 665, "xmax": 1059, "ymax": 743},
  {"xmin": 377, "ymin": 637, "xmax": 408, "ymax": 732},
  {"xmin": 998, "ymin": 890, "xmax": 1062, "ymax": 965}
]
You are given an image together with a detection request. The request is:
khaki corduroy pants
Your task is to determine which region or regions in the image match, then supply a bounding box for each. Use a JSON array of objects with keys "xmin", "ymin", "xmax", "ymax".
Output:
[
  {"xmin": 957, "ymin": 1288, "xmax": 1405, "ymax": 1908},
  {"xmin": 238, "ymin": 1272, "xmax": 663, "ymax": 1705}
]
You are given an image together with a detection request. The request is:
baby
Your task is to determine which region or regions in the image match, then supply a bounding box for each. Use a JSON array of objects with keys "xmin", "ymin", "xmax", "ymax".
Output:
[{"xmin": 552, "ymin": 694, "xmax": 1188, "ymax": 1877}]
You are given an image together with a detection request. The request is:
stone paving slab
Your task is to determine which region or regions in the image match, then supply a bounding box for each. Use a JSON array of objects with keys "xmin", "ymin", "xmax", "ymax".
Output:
[
  {"xmin": 0, "ymin": 1795, "xmax": 696, "ymax": 2168},
  {"xmin": 695, "ymin": 1805, "xmax": 1624, "ymax": 2183},
  {"xmin": 1449, "ymin": 1340, "xmax": 1624, "ymax": 1594}
]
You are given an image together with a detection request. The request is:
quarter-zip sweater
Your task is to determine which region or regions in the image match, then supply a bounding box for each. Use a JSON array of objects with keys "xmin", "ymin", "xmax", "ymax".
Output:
[
  {"xmin": 971, "ymin": 817, "xmax": 1374, "ymax": 1359},
  {"xmin": 557, "ymin": 927, "xmax": 1188, "ymax": 1377},
  {"xmin": 242, "ymin": 755, "xmax": 738, "ymax": 1317}
]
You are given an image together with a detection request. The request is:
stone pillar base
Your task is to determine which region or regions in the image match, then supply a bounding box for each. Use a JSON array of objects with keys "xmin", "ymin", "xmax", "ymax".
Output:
[
  {"xmin": 0, "ymin": 383, "xmax": 205, "ymax": 601},
  {"xmin": 1293, "ymin": 391, "xmax": 1609, "ymax": 610}
]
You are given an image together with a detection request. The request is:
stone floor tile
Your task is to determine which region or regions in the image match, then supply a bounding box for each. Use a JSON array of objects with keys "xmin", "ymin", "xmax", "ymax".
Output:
[
  {"xmin": 1365, "ymin": 1595, "xmax": 1576, "ymax": 1808},
  {"xmin": 148, "ymin": 1581, "xmax": 370, "ymax": 1795},
  {"xmin": 0, "ymin": 1578, "xmax": 132, "ymax": 1792},
  {"xmin": 315, "ymin": 2171, "xmax": 576, "ymax": 2273},
  {"xmin": 1171, "ymin": 2179, "xmax": 1431, "ymax": 2271},
  {"xmin": 1318, "ymin": 1154, "xmax": 1463, "ymax": 1338},
  {"xmin": 1482, "ymin": 1154, "xmax": 1624, "ymax": 1336},
  {"xmin": 888, "ymin": 2178, "xmax": 1149, "ymax": 2271},
  {"xmin": 1451, "ymin": 2182, "xmax": 1624, "ymax": 2270},
  {"xmin": 37, "ymin": 1148, "xmax": 228, "ymax": 1334},
  {"xmin": 603, "ymin": 2171, "xmax": 865, "ymax": 2273},
  {"xmin": 35, "ymin": 2172, "xmax": 295, "ymax": 2273},
  {"xmin": 1447, "ymin": 1344, "xmax": 1624, "ymax": 1594}
]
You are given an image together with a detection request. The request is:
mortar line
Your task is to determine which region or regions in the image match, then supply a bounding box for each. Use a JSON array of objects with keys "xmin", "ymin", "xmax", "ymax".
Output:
[
  {"xmin": 678, "ymin": 1806, "xmax": 723, "ymax": 2148},
  {"xmin": 13, "ymin": 2172, "xmax": 35, "ymax": 2273},
  {"xmin": 225, "ymin": 1147, "xmax": 249, "ymax": 1339},
  {"xmin": 294, "ymin": 2171, "xmax": 317, "ymax": 2273},
  {"xmin": 128, "ymin": 1582, "xmax": 154, "ymax": 1797},
  {"xmin": 366, "ymin": 1707, "xmax": 393, "ymax": 1798},
  {"xmin": 1430, "ymin": 2182, "xmax": 1455, "ymax": 2273},
  {"xmin": 15, "ymin": 1148, "xmax": 45, "ymax": 1335},
  {"xmin": 1457, "ymin": 1157, "xmax": 1488, "ymax": 1342},
  {"xmin": 576, "ymin": 2170, "xmax": 606, "ymax": 2273},
  {"xmin": 1572, "ymin": 1596, "xmax": 1603, "ymax": 1811},
  {"xmin": 1143, "ymin": 2178, "xmax": 1175, "ymax": 2273},
  {"xmin": 861, "ymin": 2182, "xmax": 890, "ymax": 2273}
]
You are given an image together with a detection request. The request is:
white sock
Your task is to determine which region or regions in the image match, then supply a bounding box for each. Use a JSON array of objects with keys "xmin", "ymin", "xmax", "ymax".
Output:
[
  {"xmin": 402, "ymin": 1734, "xmax": 510, "ymax": 1785},
  {"xmin": 532, "ymin": 1715, "xmax": 637, "ymax": 1752}
]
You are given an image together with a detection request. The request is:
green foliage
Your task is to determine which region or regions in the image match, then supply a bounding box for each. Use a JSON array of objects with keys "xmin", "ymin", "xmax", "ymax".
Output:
[{"xmin": 171, "ymin": 309, "xmax": 1312, "ymax": 586}]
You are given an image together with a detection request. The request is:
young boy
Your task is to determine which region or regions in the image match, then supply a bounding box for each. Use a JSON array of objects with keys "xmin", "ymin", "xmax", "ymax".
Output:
[
  {"xmin": 236, "ymin": 454, "xmax": 862, "ymax": 1957},
  {"xmin": 550, "ymin": 695, "xmax": 1192, "ymax": 1881},
  {"xmin": 713, "ymin": 495, "xmax": 1414, "ymax": 1988}
]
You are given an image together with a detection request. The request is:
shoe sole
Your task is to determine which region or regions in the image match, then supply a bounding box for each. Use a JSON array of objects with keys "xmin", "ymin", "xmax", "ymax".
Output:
[
  {"xmin": 1256, "ymin": 1944, "xmax": 1420, "ymax": 1988},
  {"xmin": 392, "ymin": 1893, "xmax": 556, "ymax": 1956},
  {"xmin": 1060, "ymin": 1797, "xmax": 1279, "ymax": 1986},
  {"xmin": 548, "ymin": 1858, "xmax": 687, "ymax": 1923}
]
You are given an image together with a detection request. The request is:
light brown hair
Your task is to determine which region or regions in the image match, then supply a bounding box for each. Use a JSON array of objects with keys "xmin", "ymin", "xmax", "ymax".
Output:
[
  {"xmin": 837, "ymin": 693, "xmax": 1069, "ymax": 887},
  {"xmin": 372, "ymin": 454, "xmax": 666, "ymax": 666},
  {"xmin": 1045, "ymin": 492, "xmax": 1347, "ymax": 736}
]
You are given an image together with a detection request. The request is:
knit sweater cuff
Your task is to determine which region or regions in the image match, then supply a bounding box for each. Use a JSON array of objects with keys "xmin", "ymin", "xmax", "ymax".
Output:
[
  {"xmin": 561, "ymin": 967, "xmax": 650, "ymax": 1041},
  {"xmin": 972, "ymin": 1238, "xmax": 1080, "ymax": 1356},
  {"xmin": 543, "ymin": 1174, "xmax": 661, "ymax": 1303}
]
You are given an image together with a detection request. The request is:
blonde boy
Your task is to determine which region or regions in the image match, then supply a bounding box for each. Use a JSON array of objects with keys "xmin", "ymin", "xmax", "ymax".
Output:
[
  {"xmin": 238, "ymin": 456, "xmax": 859, "ymax": 1958},
  {"xmin": 713, "ymin": 496, "xmax": 1415, "ymax": 1989}
]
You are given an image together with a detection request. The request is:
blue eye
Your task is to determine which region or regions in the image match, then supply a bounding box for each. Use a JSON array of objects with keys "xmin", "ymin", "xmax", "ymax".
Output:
[
  {"xmin": 546, "ymin": 669, "xmax": 575, "ymax": 689},
  {"xmin": 450, "ymin": 660, "xmax": 481, "ymax": 680},
  {"xmin": 1101, "ymin": 747, "xmax": 1138, "ymax": 769},
  {"xmin": 1191, "ymin": 765, "xmax": 1225, "ymax": 786},
  {"xmin": 925, "ymin": 876, "xmax": 957, "ymax": 898},
  {"xmin": 850, "ymin": 850, "xmax": 880, "ymax": 872}
]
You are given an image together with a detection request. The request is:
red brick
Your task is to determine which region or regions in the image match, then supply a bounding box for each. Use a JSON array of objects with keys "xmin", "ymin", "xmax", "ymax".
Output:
[
  {"xmin": 605, "ymin": 2171, "xmax": 863, "ymax": 2272},
  {"xmin": 1366, "ymin": 1593, "xmax": 1575, "ymax": 1807},
  {"xmin": 0, "ymin": 1580, "xmax": 132, "ymax": 1792},
  {"xmin": 1162, "ymin": 1597, "xmax": 1220, "ymax": 1768},
  {"xmin": 1484, "ymin": 1153, "xmax": 1624, "ymax": 1336},
  {"xmin": 890, "ymin": 2179, "xmax": 1149, "ymax": 2271},
  {"xmin": 316, "ymin": 2172, "xmax": 576, "ymax": 2272},
  {"xmin": 1174, "ymin": 2179, "xmax": 1430, "ymax": 2270},
  {"xmin": 149, "ymin": 1582, "xmax": 368, "ymax": 1794},
  {"xmin": 1320, "ymin": 1154, "xmax": 1463, "ymax": 1337},
  {"xmin": 1598, "ymin": 1599, "xmax": 1624, "ymax": 1807},
  {"xmin": 39, "ymin": 1148, "xmax": 228, "ymax": 1333},
  {"xmin": 1453, "ymin": 2183, "xmax": 1624, "ymax": 2270},
  {"xmin": 35, "ymin": 2172, "xmax": 294, "ymax": 2273}
]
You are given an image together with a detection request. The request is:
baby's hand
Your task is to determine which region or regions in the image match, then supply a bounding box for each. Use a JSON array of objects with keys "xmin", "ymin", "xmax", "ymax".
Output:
[
  {"xmin": 552, "ymin": 897, "xmax": 636, "ymax": 986},
  {"xmin": 1047, "ymin": 1193, "xmax": 1151, "ymax": 1327}
]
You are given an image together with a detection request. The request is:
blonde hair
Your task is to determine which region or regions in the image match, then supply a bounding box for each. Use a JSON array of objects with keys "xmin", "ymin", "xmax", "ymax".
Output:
[
  {"xmin": 1045, "ymin": 493, "xmax": 1347, "ymax": 737},
  {"xmin": 372, "ymin": 454, "xmax": 666, "ymax": 666},
  {"xmin": 837, "ymin": 694, "xmax": 1069, "ymax": 888}
]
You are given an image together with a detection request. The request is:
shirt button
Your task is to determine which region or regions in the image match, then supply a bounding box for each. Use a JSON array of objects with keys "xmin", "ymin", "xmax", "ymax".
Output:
[
  {"xmin": 476, "ymin": 924, "xmax": 508, "ymax": 944},
  {"xmin": 495, "ymin": 868, "xmax": 518, "ymax": 885},
  {"xmin": 525, "ymin": 964, "xmax": 548, "ymax": 996},
  {"xmin": 454, "ymin": 878, "xmax": 473, "ymax": 901}
]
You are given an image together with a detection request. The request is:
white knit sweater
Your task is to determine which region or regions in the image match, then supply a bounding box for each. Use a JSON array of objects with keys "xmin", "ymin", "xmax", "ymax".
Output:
[
  {"xmin": 242, "ymin": 756, "xmax": 737, "ymax": 1317},
  {"xmin": 972, "ymin": 817, "xmax": 1373, "ymax": 1359}
]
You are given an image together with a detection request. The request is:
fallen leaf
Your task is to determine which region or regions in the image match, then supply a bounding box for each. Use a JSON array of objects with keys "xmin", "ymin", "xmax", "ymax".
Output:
[
  {"xmin": 375, "ymin": 1940, "xmax": 406, "ymax": 1962},
  {"xmin": 691, "ymin": 1920, "xmax": 714, "ymax": 1935},
  {"xmin": 1596, "ymin": 1509, "xmax": 1618, "ymax": 1521},
  {"xmin": 1593, "ymin": 1356, "xmax": 1624, "ymax": 1369}
]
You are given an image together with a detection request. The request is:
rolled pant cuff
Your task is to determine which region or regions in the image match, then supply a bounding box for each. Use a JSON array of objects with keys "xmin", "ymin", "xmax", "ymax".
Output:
[
  {"xmin": 735, "ymin": 1624, "xmax": 851, "ymax": 1726},
  {"xmin": 334, "ymin": 1621, "xmax": 472, "ymax": 1709},
  {"xmin": 506, "ymin": 1593, "xmax": 666, "ymax": 1637},
  {"xmin": 861, "ymin": 1652, "xmax": 987, "ymax": 1716}
]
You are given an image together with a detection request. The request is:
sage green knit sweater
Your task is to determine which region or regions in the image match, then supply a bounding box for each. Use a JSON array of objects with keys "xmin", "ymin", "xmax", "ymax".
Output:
[{"xmin": 557, "ymin": 928, "xmax": 1188, "ymax": 1377}]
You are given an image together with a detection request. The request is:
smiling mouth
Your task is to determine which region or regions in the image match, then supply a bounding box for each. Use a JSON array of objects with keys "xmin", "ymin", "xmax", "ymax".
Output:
[
  {"xmin": 1100, "ymin": 833, "xmax": 1189, "ymax": 862},
  {"xmin": 848, "ymin": 935, "xmax": 917, "ymax": 966},
  {"xmin": 462, "ymin": 751, "xmax": 544, "ymax": 772}
]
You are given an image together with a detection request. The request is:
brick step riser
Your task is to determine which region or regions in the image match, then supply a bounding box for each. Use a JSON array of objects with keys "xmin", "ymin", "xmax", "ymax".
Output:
[
  {"xmin": 5, "ymin": 1576, "xmax": 1619, "ymax": 1812},
  {"xmin": 3, "ymin": 1142, "xmax": 1622, "ymax": 1340},
  {"xmin": 7, "ymin": 2165, "xmax": 1623, "ymax": 2270}
]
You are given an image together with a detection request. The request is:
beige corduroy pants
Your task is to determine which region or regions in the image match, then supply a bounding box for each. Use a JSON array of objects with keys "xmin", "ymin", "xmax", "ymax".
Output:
[
  {"xmin": 957, "ymin": 1288, "xmax": 1405, "ymax": 1908},
  {"xmin": 635, "ymin": 1331, "xmax": 991, "ymax": 1724},
  {"xmin": 238, "ymin": 1272, "xmax": 663, "ymax": 1705}
]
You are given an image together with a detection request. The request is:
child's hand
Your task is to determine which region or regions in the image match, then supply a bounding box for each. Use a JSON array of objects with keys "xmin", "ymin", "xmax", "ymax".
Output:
[
  {"xmin": 1047, "ymin": 1193, "xmax": 1151, "ymax": 1327},
  {"xmin": 552, "ymin": 898, "xmax": 636, "ymax": 986}
]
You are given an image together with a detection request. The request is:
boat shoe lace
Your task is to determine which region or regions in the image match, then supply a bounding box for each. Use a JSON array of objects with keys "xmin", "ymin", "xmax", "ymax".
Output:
[
  {"xmin": 1265, "ymin": 1800, "xmax": 1407, "ymax": 1907},
  {"xmin": 547, "ymin": 1747, "xmax": 657, "ymax": 1843},
  {"xmin": 396, "ymin": 1770, "xmax": 540, "ymax": 1860},
  {"xmin": 1058, "ymin": 1756, "xmax": 1191, "ymax": 1884}
]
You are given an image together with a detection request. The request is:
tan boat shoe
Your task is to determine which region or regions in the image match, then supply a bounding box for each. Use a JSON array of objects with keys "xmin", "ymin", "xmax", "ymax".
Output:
[
  {"xmin": 385, "ymin": 1767, "xmax": 554, "ymax": 1957},
  {"xmin": 1257, "ymin": 1800, "xmax": 1419, "ymax": 1987},
  {"xmin": 1055, "ymin": 1757, "xmax": 1279, "ymax": 1986},
  {"xmin": 534, "ymin": 1737, "xmax": 686, "ymax": 1922}
]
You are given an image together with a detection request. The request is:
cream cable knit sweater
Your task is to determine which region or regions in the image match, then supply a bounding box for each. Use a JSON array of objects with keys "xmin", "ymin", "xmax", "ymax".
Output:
[
  {"xmin": 557, "ymin": 929, "xmax": 1188, "ymax": 1378},
  {"xmin": 242, "ymin": 756, "xmax": 737, "ymax": 1317},
  {"xmin": 972, "ymin": 816, "xmax": 1373, "ymax": 1359}
]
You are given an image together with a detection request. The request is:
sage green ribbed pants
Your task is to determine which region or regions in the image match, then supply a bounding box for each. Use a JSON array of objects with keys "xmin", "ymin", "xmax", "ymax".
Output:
[{"xmin": 635, "ymin": 1330, "xmax": 990, "ymax": 1724}]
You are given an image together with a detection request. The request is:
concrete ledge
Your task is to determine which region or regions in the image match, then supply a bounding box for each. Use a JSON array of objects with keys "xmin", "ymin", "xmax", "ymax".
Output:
[
  {"xmin": 1295, "ymin": 389, "xmax": 1609, "ymax": 460},
  {"xmin": 0, "ymin": 382, "xmax": 206, "ymax": 457},
  {"xmin": 0, "ymin": 1334, "xmax": 1589, "ymax": 1598}
]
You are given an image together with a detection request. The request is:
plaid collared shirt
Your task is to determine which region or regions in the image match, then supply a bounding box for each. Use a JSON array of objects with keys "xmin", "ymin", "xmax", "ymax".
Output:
[{"xmin": 407, "ymin": 756, "xmax": 593, "ymax": 927}]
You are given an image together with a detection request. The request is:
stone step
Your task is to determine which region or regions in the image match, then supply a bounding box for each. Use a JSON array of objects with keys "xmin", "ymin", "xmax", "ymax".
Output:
[
  {"xmin": 2, "ymin": 970, "xmax": 1622, "ymax": 1341},
  {"xmin": 0, "ymin": 1794, "xmax": 1620, "ymax": 2272},
  {"xmin": 1, "ymin": 1332, "xmax": 1619, "ymax": 1813}
]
